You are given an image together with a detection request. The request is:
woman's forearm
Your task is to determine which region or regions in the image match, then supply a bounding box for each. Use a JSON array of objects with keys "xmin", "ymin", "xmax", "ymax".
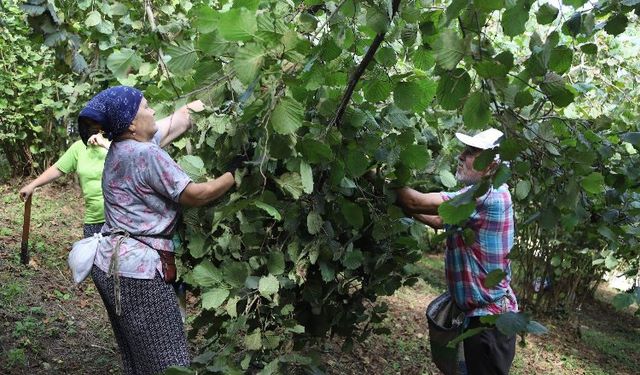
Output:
[
  {"xmin": 179, "ymin": 172, "xmax": 235, "ymax": 207},
  {"xmin": 29, "ymin": 165, "xmax": 64, "ymax": 188},
  {"xmin": 19, "ymin": 165, "xmax": 64, "ymax": 200}
]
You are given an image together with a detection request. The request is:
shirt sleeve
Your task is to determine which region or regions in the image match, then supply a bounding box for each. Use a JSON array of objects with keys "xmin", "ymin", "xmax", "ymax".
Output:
[
  {"xmin": 440, "ymin": 190, "xmax": 462, "ymax": 201},
  {"xmin": 54, "ymin": 141, "xmax": 81, "ymax": 174},
  {"xmin": 143, "ymin": 146, "xmax": 192, "ymax": 202},
  {"xmin": 152, "ymin": 128, "xmax": 163, "ymax": 146}
]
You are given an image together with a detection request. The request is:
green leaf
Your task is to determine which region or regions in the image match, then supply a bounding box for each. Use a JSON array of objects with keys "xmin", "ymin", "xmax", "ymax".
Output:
[
  {"xmin": 437, "ymin": 68, "xmax": 471, "ymax": 110},
  {"xmin": 515, "ymin": 180, "xmax": 531, "ymax": 200},
  {"xmin": 495, "ymin": 312, "xmax": 529, "ymax": 336},
  {"xmin": 514, "ymin": 91, "xmax": 533, "ymax": 108},
  {"xmin": 166, "ymin": 42, "xmax": 197, "ymax": 74},
  {"xmin": 499, "ymin": 139, "xmax": 522, "ymax": 161},
  {"xmin": 445, "ymin": 0, "xmax": 469, "ymax": 24},
  {"xmin": 106, "ymin": 48, "xmax": 142, "ymax": 78},
  {"xmin": 193, "ymin": 5, "xmax": 219, "ymax": 33},
  {"xmin": 604, "ymin": 13, "xmax": 628, "ymax": 36},
  {"xmin": 218, "ymin": 8, "xmax": 257, "ymax": 41},
  {"xmin": 439, "ymin": 169, "xmax": 457, "ymax": 189},
  {"xmin": 393, "ymin": 80, "xmax": 437, "ymax": 113},
  {"xmin": 341, "ymin": 201, "xmax": 364, "ymax": 228},
  {"xmin": 319, "ymin": 262, "xmax": 335, "ymax": 282},
  {"xmin": 493, "ymin": 164, "xmax": 511, "ymax": 187},
  {"xmin": 345, "ymin": 149, "xmax": 369, "ymax": 177},
  {"xmin": 307, "ymin": 211, "xmax": 323, "ymax": 235},
  {"xmin": 300, "ymin": 161, "xmax": 313, "ymax": 194},
  {"xmin": 462, "ymin": 92, "xmax": 491, "ymax": 129},
  {"xmin": 413, "ymin": 49, "xmax": 435, "ymax": 71},
  {"xmin": 536, "ymin": 4, "xmax": 558, "ymax": 25},
  {"xmin": 400, "ymin": 144, "xmax": 430, "ymax": 170},
  {"xmin": 192, "ymin": 261, "xmax": 222, "ymax": 287},
  {"xmin": 270, "ymin": 97, "xmax": 303, "ymax": 135},
  {"xmin": 376, "ymin": 47, "xmax": 396, "ymax": 67},
  {"xmin": 364, "ymin": 80, "xmax": 392, "ymax": 102},
  {"xmin": 299, "ymin": 137, "xmax": 333, "ymax": 163},
  {"xmin": 366, "ymin": 7, "xmax": 389, "ymax": 33},
  {"xmin": 245, "ymin": 329, "xmax": 262, "ymax": 350},
  {"xmin": 446, "ymin": 327, "xmax": 488, "ymax": 348},
  {"xmin": 484, "ymin": 269, "xmax": 507, "ymax": 288},
  {"xmin": 342, "ymin": 249, "xmax": 364, "ymax": 270},
  {"xmin": 197, "ymin": 32, "xmax": 229, "ymax": 56},
  {"xmin": 548, "ymin": 46, "xmax": 573, "ymax": 74},
  {"xmin": 222, "ymin": 262, "xmax": 249, "ymax": 288},
  {"xmin": 473, "ymin": 0, "xmax": 504, "ymax": 11},
  {"xmin": 274, "ymin": 172, "xmax": 304, "ymax": 199},
  {"xmin": 233, "ymin": 43, "xmax": 265, "ymax": 84},
  {"xmin": 258, "ymin": 275, "xmax": 280, "ymax": 297},
  {"xmin": 562, "ymin": 12, "xmax": 581, "ymax": 37},
  {"xmin": 502, "ymin": 1, "xmax": 529, "ymax": 37},
  {"xmin": 434, "ymin": 29, "xmax": 465, "ymax": 70},
  {"xmin": 254, "ymin": 201, "xmax": 282, "ymax": 220},
  {"xmin": 526, "ymin": 320, "xmax": 549, "ymax": 335},
  {"xmin": 187, "ymin": 233, "xmax": 207, "ymax": 258},
  {"xmin": 540, "ymin": 72, "xmax": 575, "ymax": 107},
  {"xmin": 85, "ymin": 11, "xmax": 102, "ymax": 27},
  {"xmin": 580, "ymin": 172, "xmax": 604, "ymax": 194},
  {"xmin": 439, "ymin": 200, "xmax": 476, "ymax": 225},
  {"xmin": 267, "ymin": 252, "xmax": 285, "ymax": 275},
  {"xmin": 179, "ymin": 155, "xmax": 205, "ymax": 181},
  {"xmin": 605, "ymin": 255, "xmax": 619, "ymax": 270},
  {"xmin": 612, "ymin": 293, "xmax": 636, "ymax": 310},
  {"xmin": 475, "ymin": 60, "xmax": 509, "ymax": 78},
  {"xmin": 202, "ymin": 288, "xmax": 229, "ymax": 310},
  {"xmin": 580, "ymin": 43, "xmax": 597, "ymax": 55},
  {"xmin": 462, "ymin": 227, "xmax": 475, "ymax": 246}
]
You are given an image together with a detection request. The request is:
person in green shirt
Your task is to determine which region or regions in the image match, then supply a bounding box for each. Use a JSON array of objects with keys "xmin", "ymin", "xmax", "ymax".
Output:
[{"xmin": 19, "ymin": 133, "xmax": 111, "ymax": 238}]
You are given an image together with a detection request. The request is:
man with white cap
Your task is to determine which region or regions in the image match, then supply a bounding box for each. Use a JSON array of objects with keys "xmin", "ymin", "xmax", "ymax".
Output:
[{"xmin": 396, "ymin": 128, "xmax": 518, "ymax": 375}]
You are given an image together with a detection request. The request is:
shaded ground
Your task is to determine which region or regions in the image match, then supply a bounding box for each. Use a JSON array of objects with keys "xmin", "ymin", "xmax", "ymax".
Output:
[{"xmin": 1, "ymin": 181, "xmax": 639, "ymax": 374}]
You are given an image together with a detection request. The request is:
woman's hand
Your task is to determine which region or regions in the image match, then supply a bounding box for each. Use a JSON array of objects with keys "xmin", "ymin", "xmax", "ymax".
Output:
[
  {"xmin": 88, "ymin": 133, "xmax": 110, "ymax": 149},
  {"xmin": 19, "ymin": 184, "xmax": 35, "ymax": 201}
]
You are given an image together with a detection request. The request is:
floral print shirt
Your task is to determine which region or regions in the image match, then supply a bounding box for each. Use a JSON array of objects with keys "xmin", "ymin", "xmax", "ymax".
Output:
[{"xmin": 94, "ymin": 131, "xmax": 191, "ymax": 279}]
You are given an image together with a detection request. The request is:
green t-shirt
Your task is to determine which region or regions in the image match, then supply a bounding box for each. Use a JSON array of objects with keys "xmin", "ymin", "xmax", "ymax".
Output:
[{"xmin": 54, "ymin": 140, "xmax": 107, "ymax": 224}]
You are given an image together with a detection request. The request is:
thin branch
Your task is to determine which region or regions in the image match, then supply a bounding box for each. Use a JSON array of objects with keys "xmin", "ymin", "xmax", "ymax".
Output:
[
  {"xmin": 176, "ymin": 73, "xmax": 233, "ymax": 99},
  {"xmin": 507, "ymin": 72, "xmax": 545, "ymax": 95},
  {"xmin": 329, "ymin": 0, "xmax": 402, "ymax": 129},
  {"xmin": 311, "ymin": 0, "xmax": 349, "ymax": 42}
]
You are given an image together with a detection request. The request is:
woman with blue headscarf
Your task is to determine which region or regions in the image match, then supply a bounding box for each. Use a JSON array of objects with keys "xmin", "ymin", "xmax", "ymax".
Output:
[{"xmin": 78, "ymin": 86, "xmax": 238, "ymax": 374}]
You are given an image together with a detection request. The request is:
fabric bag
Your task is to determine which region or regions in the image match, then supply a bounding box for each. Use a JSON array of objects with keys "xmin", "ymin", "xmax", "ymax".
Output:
[
  {"xmin": 426, "ymin": 292, "xmax": 467, "ymax": 375},
  {"xmin": 68, "ymin": 233, "xmax": 101, "ymax": 284}
]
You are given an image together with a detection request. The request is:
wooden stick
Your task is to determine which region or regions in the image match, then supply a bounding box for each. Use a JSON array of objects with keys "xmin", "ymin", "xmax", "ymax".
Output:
[{"xmin": 20, "ymin": 194, "xmax": 32, "ymax": 265}]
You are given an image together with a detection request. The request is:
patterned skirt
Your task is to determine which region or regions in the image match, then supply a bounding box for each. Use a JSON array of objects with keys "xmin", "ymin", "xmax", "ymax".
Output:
[
  {"xmin": 83, "ymin": 223, "xmax": 104, "ymax": 238},
  {"xmin": 90, "ymin": 266, "xmax": 190, "ymax": 374}
]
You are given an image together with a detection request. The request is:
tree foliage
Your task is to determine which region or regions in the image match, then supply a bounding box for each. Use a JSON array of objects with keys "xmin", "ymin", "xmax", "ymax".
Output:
[{"xmin": 17, "ymin": 0, "xmax": 640, "ymax": 372}]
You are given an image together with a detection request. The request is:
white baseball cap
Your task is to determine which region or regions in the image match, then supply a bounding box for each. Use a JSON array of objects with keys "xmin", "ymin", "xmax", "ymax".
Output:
[{"xmin": 455, "ymin": 128, "xmax": 504, "ymax": 150}]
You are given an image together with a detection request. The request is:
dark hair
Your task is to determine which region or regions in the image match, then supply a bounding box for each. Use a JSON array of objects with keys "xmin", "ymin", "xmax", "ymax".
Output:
[{"xmin": 78, "ymin": 117, "xmax": 103, "ymax": 145}]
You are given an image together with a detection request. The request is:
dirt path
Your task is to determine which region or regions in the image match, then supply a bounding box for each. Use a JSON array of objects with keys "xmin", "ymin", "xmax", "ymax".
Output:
[{"xmin": 1, "ymin": 181, "xmax": 639, "ymax": 375}]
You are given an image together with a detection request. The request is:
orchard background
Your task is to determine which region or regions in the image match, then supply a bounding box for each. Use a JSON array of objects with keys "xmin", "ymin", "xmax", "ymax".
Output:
[{"xmin": 0, "ymin": 0, "xmax": 639, "ymax": 373}]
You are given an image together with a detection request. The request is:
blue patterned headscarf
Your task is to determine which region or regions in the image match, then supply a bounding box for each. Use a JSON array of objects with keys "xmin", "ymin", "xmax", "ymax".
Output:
[{"xmin": 78, "ymin": 86, "xmax": 144, "ymax": 141}]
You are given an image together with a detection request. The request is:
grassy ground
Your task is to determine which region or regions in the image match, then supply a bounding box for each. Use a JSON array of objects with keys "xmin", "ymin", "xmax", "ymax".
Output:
[{"xmin": 1, "ymin": 181, "xmax": 639, "ymax": 374}]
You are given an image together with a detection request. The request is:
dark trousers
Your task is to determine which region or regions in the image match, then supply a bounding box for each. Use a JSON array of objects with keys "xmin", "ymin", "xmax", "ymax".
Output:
[{"xmin": 463, "ymin": 317, "xmax": 516, "ymax": 375}]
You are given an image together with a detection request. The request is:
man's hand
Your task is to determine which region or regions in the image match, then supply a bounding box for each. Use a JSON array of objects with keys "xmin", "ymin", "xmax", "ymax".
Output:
[{"xmin": 185, "ymin": 100, "xmax": 205, "ymax": 113}]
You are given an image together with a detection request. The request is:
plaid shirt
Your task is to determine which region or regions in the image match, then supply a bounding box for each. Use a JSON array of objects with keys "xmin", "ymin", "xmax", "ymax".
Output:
[{"xmin": 440, "ymin": 184, "xmax": 518, "ymax": 317}]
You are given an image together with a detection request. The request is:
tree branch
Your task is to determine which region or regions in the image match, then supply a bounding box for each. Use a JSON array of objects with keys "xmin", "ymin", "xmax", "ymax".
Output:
[{"xmin": 329, "ymin": 0, "xmax": 402, "ymax": 129}]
